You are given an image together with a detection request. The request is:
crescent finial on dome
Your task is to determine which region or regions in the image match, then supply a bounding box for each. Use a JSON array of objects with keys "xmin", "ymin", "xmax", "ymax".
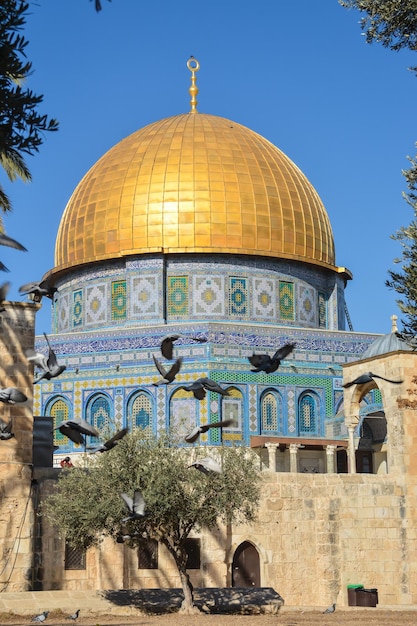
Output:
[{"xmin": 187, "ymin": 56, "xmax": 200, "ymax": 113}]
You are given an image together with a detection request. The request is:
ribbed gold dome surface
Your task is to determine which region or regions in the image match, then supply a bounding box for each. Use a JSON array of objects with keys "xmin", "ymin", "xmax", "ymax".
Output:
[{"xmin": 54, "ymin": 113, "xmax": 336, "ymax": 273}]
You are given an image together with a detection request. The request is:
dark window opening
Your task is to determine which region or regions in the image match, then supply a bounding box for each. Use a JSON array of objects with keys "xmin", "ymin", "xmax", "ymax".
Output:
[
  {"xmin": 64, "ymin": 543, "xmax": 86, "ymax": 570},
  {"xmin": 184, "ymin": 538, "xmax": 201, "ymax": 570},
  {"xmin": 138, "ymin": 539, "xmax": 158, "ymax": 569}
]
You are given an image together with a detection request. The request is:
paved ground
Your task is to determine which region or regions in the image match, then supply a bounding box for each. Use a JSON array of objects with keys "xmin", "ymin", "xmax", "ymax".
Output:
[{"xmin": 0, "ymin": 591, "xmax": 416, "ymax": 625}]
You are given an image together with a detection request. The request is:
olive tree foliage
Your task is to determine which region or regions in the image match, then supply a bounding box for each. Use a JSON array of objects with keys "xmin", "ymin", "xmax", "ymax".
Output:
[
  {"xmin": 386, "ymin": 148, "xmax": 417, "ymax": 335},
  {"xmin": 338, "ymin": 0, "xmax": 417, "ymax": 74},
  {"xmin": 0, "ymin": 1, "xmax": 58, "ymax": 213},
  {"xmin": 43, "ymin": 431, "xmax": 261, "ymax": 611}
]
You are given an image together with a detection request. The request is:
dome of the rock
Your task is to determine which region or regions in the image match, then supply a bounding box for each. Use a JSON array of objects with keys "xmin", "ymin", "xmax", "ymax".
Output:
[{"xmin": 53, "ymin": 112, "xmax": 339, "ymax": 276}]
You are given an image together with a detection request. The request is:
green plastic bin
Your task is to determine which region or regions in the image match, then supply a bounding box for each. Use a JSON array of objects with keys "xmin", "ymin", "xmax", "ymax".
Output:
[{"xmin": 347, "ymin": 584, "xmax": 364, "ymax": 606}]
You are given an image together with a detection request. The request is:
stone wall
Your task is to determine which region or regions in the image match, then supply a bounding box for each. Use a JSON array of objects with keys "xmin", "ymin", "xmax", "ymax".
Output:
[
  {"xmin": 0, "ymin": 302, "xmax": 39, "ymax": 591},
  {"xmin": 36, "ymin": 470, "xmax": 415, "ymax": 607}
]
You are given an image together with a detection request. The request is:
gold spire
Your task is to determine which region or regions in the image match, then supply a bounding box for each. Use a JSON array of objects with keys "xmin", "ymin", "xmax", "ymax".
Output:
[{"xmin": 187, "ymin": 57, "xmax": 200, "ymax": 113}]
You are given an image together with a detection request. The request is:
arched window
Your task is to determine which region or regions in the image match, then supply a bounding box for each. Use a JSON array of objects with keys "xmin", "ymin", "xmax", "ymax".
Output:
[
  {"xmin": 127, "ymin": 391, "xmax": 153, "ymax": 437},
  {"xmin": 87, "ymin": 394, "xmax": 112, "ymax": 432},
  {"xmin": 222, "ymin": 387, "xmax": 243, "ymax": 443},
  {"xmin": 298, "ymin": 392, "xmax": 318, "ymax": 435},
  {"xmin": 260, "ymin": 391, "xmax": 282, "ymax": 435},
  {"xmin": 169, "ymin": 388, "xmax": 197, "ymax": 438},
  {"xmin": 46, "ymin": 396, "xmax": 71, "ymax": 447}
]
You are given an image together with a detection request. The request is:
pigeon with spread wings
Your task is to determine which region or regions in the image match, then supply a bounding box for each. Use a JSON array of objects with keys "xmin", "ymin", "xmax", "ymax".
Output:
[
  {"xmin": 54, "ymin": 418, "xmax": 99, "ymax": 445},
  {"xmin": 188, "ymin": 457, "xmax": 222, "ymax": 474},
  {"xmin": 152, "ymin": 355, "xmax": 182, "ymax": 385},
  {"xmin": 160, "ymin": 334, "xmax": 207, "ymax": 360},
  {"xmin": 89, "ymin": 427, "xmax": 129, "ymax": 453},
  {"xmin": 26, "ymin": 333, "xmax": 66, "ymax": 383},
  {"xmin": 249, "ymin": 342, "xmax": 296, "ymax": 374},
  {"xmin": 185, "ymin": 418, "xmax": 235, "ymax": 443},
  {"xmin": 19, "ymin": 280, "xmax": 57, "ymax": 303},
  {"xmin": 181, "ymin": 377, "xmax": 230, "ymax": 400},
  {"xmin": 343, "ymin": 372, "xmax": 403, "ymax": 388},
  {"xmin": 121, "ymin": 489, "xmax": 147, "ymax": 523},
  {"xmin": 0, "ymin": 418, "xmax": 14, "ymax": 440},
  {"xmin": 0, "ymin": 387, "xmax": 27, "ymax": 404}
]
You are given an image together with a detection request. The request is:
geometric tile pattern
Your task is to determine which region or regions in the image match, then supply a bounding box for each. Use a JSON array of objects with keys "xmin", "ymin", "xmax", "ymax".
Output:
[
  {"xmin": 72, "ymin": 289, "xmax": 83, "ymax": 328},
  {"xmin": 279, "ymin": 281, "xmax": 294, "ymax": 320},
  {"xmin": 193, "ymin": 276, "xmax": 224, "ymax": 315},
  {"xmin": 85, "ymin": 284, "xmax": 107, "ymax": 325},
  {"xmin": 298, "ymin": 393, "xmax": 317, "ymax": 435},
  {"xmin": 298, "ymin": 284, "xmax": 316, "ymax": 326},
  {"xmin": 318, "ymin": 292, "xmax": 327, "ymax": 328},
  {"xmin": 229, "ymin": 277, "xmax": 248, "ymax": 317},
  {"xmin": 58, "ymin": 292, "xmax": 70, "ymax": 332},
  {"xmin": 253, "ymin": 277, "xmax": 276, "ymax": 318},
  {"xmin": 128, "ymin": 392, "xmax": 153, "ymax": 436},
  {"xmin": 169, "ymin": 388, "xmax": 196, "ymax": 437},
  {"xmin": 111, "ymin": 280, "xmax": 127, "ymax": 321},
  {"xmin": 167, "ymin": 276, "xmax": 188, "ymax": 317},
  {"xmin": 130, "ymin": 274, "xmax": 159, "ymax": 318},
  {"xmin": 221, "ymin": 387, "xmax": 243, "ymax": 442},
  {"xmin": 261, "ymin": 391, "xmax": 282, "ymax": 433}
]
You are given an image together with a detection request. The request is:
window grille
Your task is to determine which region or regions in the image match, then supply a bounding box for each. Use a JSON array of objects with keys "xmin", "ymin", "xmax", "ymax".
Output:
[
  {"xmin": 64, "ymin": 543, "xmax": 86, "ymax": 570},
  {"xmin": 137, "ymin": 539, "xmax": 158, "ymax": 569}
]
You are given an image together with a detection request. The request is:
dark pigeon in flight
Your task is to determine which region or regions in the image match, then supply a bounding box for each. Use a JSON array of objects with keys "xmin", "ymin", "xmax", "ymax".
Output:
[{"xmin": 248, "ymin": 342, "xmax": 296, "ymax": 374}]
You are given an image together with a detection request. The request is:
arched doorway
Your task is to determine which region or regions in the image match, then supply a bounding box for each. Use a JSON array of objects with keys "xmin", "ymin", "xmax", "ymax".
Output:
[{"xmin": 232, "ymin": 541, "xmax": 260, "ymax": 587}]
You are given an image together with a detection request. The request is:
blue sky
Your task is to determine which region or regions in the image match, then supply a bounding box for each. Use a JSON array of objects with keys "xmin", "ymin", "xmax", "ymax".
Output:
[{"xmin": 1, "ymin": 0, "xmax": 416, "ymax": 336}]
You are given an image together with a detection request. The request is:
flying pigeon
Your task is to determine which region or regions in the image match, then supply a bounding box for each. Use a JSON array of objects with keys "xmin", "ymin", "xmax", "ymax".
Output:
[
  {"xmin": 248, "ymin": 342, "xmax": 296, "ymax": 373},
  {"xmin": 32, "ymin": 611, "xmax": 49, "ymax": 623},
  {"xmin": 188, "ymin": 457, "xmax": 222, "ymax": 474},
  {"xmin": 54, "ymin": 418, "xmax": 99, "ymax": 445},
  {"xmin": 0, "ymin": 418, "xmax": 14, "ymax": 440},
  {"xmin": 19, "ymin": 280, "xmax": 57, "ymax": 303},
  {"xmin": 0, "ymin": 387, "xmax": 27, "ymax": 404},
  {"xmin": 88, "ymin": 427, "xmax": 129, "ymax": 453},
  {"xmin": 343, "ymin": 372, "xmax": 403, "ymax": 388},
  {"xmin": 184, "ymin": 418, "xmax": 236, "ymax": 443},
  {"xmin": 0, "ymin": 281, "xmax": 10, "ymax": 311},
  {"xmin": 66, "ymin": 609, "xmax": 80, "ymax": 620},
  {"xmin": 0, "ymin": 231, "xmax": 27, "ymax": 252},
  {"xmin": 181, "ymin": 377, "xmax": 230, "ymax": 400},
  {"xmin": 152, "ymin": 355, "xmax": 182, "ymax": 385},
  {"xmin": 26, "ymin": 333, "xmax": 66, "ymax": 383},
  {"xmin": 121, "ymin": 489, "xmax": 147, "ymax": 523},
  {"xmin": 323, "ymin": 603, "xmax": 336, "ymax": 614},
  {"xmin": 160, "ymin": 334, "xmax": 207, "ymax": 360}
]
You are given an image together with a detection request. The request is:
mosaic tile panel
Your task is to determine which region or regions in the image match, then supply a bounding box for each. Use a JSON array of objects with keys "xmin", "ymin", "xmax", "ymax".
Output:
[
  {"xmin": 193, "ymin": 276, "xmax": 224, "ymax": 316},
  {"xmin": 167, "ymin": 276, "xmax": 188, "ymax": 317},
  {"xmin": 221, "ymin": 388, "xmax": 243, "ymax": 442},
  {"xmin": 298, "ymin": 284, "xmax": 316, "ymax": 326},
  {"xmin": 169, "ymin": 388, "xmax": 196, "ymax": 436},
  {"xmin": 253, "ymin": 277, "xmax": 276, "ymax": 319},
  {"xmin": 279, "ymin": 281, "xmax": 294, "ymax": 320},
  {"xmin": 58, "ymin": 292, "xmax": 70, "ymax": 333},
  {"xmin": 85, "ymin": 284, "xmax": 107, "ymax": 325},
  {"xmin": 319, "ymin": 292, "xmax": 327, "ymax": 328},
  {"xmin": 72, "ymin": 289, "xmax": 83, "ymax": 328},
  {"xmin": 111, "ymin": 280, "xmax": 127, "ymax": 321},
  {"xmin": 229, "ymin": 277, "xmax": 248, "ymax": 317},
  {"xmin": 130, "ymin": 274, "xmax": 159, "ymax": 318}
]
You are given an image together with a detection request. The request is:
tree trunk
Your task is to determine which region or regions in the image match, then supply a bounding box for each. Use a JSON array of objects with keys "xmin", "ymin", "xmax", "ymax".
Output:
[{"xmin": 178, "ymin": 566, "xmax": 198, "ymax": 613}]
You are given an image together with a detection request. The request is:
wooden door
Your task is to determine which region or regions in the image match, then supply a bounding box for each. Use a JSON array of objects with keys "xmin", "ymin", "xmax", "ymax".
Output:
[{"xmin": 232, "ymin": 541, "xmax": 260, "ymax": 587}]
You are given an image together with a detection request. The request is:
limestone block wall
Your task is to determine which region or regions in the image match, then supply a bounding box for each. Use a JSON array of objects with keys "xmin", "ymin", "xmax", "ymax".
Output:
[
  {"xmin": 0, "ymin": 302, "xmax": 39, "ymax": 591},
  {"xmin": 37, "ymin": 470, "xmax": 415, "ymax": 608}
]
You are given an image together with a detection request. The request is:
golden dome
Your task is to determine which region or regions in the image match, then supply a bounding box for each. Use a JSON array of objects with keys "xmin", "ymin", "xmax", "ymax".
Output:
[{"xmin": 54, "ymin": 112, "xmax": 339, "ymax": 275}]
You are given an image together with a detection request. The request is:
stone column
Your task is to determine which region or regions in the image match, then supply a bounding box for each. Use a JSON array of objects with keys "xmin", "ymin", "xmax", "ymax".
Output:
[
  {"xmin": 265, "ymin": 442, "xmax": 278, "ymax": 472},
  {"xmin": 289, "ymin": 443, "xmax": 299, "ymax": 473},
  {"xmin": 326, "ymin": 444, "xmax": 337, "ymax": 473},
  {"xmin": 347, "ymin": 424, "xmax": 356, "ymax": 474}
]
